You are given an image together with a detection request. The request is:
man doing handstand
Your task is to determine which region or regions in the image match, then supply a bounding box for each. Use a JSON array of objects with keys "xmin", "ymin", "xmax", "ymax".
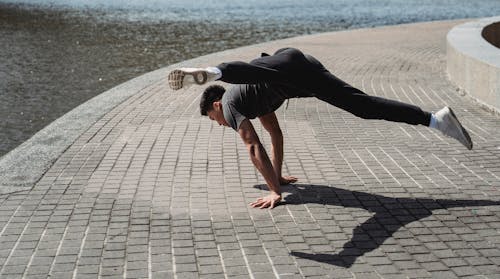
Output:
[{"xmin": 168, "ymin": 47, "xmax": 473, "ymax": 209}]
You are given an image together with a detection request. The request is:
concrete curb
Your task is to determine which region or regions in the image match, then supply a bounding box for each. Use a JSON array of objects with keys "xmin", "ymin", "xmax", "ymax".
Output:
[{"xmin": 447, "ymin": 16, "xmax": 500, "ymax": 115}]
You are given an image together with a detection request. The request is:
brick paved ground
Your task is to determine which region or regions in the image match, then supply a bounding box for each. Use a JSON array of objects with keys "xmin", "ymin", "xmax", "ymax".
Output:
[{"xmin": 1, "ymin": 20, "xmax": 500, "ymax": 278}]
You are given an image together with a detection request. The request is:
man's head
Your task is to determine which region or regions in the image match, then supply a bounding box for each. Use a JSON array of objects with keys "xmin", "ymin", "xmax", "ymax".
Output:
[{"xmin": 200, "ymin": 84, "xmax": 229, "ymax": 127}]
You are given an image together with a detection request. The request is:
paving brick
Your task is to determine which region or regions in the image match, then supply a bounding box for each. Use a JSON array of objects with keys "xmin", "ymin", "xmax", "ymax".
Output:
[
  {"xmin": 225, "ymin": 266, "xmax": 249, "ymax": 276},
  {"xmin": 429, "ymin": 271, "xmax": 459, "ymax": 279}
]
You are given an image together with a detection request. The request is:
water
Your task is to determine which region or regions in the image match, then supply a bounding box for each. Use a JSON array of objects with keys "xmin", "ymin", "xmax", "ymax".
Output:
[{"xmin": 1, "ymin": 0, "xmax": 500, "ymax": 157}]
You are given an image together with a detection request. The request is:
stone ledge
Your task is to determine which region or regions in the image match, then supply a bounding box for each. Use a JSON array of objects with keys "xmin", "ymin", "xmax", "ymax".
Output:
[{"xmin": 447, "ymin": 16, "xmax": 500, "ymax": 114}]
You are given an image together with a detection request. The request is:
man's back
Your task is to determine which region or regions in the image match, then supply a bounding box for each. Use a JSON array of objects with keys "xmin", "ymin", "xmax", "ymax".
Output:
[{"xmin": 220, "ymin": 48, "xmax": 334, "ymax": 130}]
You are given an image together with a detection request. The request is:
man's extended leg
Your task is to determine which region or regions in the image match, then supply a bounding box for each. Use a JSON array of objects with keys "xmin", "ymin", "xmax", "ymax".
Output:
[
  {"xmin": 316, "ymin": 79, "xmax": 432, "ymax": 125},
  {"xmin": 310, "ymin": 69, "xmax": 472, "ymax": 149}
]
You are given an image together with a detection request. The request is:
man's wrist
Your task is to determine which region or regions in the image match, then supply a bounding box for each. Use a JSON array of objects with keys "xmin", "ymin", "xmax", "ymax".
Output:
[{"xmin": 270, "ymin": 189, "xmax": 281, "ymax": 196}]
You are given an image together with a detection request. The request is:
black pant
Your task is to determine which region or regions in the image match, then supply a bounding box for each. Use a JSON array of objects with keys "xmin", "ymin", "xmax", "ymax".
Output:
[{"xmin": 217, "ymin": 48, "xmax": 431, "ymax": 126}]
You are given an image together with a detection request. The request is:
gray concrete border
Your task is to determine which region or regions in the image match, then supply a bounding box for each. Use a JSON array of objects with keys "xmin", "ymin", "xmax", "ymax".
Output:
[{"xmin": 447, "ymin": 16, "xmax": 500, "ymax": 114}]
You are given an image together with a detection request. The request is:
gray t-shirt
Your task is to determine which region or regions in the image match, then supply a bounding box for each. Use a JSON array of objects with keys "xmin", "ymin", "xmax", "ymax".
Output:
[{"xmin": 222, "ymin": 83, "xmax": 291, "ymax": 130}]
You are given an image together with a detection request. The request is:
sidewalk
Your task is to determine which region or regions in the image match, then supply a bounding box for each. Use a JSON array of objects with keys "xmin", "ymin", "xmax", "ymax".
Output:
[{"xmin": 1, "ymin": 19, "xmax": 500, "ymax": 279}]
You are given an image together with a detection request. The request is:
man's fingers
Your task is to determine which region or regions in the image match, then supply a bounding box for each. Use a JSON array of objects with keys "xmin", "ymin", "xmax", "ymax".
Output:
[
  {"xmin": 251, "ymin": 200, "xmax": 265, "ymax": 208},
  {"xmin": 253, "ymin": 198, "xmax": 263, "ymax": 203},
  {"xmin": 250, "ymin": 198, "xmax": 264, "ymax": 207},
  {"xmin": 250, "ymin": 196, "xmax": 280, "ymax": 209},
  {"xmin": 259, "ymin": 201, "xmax": 270, "ymax": 209}
]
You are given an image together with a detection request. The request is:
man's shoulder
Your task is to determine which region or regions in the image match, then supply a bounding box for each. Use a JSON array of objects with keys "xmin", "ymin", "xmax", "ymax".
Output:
[
  {"xmin": 222, "ymin": 84, "xmax": 246, "ymax": 103},
  {"xmin": 221, "ymin": 87, "xmax": 248, "ymax": 131}
]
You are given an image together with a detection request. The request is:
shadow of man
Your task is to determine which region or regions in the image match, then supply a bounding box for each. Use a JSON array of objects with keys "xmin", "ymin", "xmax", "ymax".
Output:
[{"xmin": 256, "ymin": 184, "xmax": 500, "ymax": 268}]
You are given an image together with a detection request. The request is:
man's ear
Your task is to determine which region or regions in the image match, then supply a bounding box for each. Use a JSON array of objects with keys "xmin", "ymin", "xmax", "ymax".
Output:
[{"xmin": 212, "ymin": 101, "xmax": 222, "ymax": 111}]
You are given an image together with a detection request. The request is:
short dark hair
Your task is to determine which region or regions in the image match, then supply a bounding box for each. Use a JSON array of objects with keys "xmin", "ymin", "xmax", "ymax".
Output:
[{"xmin": 200, "ymin": 85, "xmax": 225, "ymax": 116}]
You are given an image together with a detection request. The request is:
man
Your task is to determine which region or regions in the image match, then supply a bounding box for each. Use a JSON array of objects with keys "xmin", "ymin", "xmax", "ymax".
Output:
[{"xmin": 167, "ymin": 47, "xmax": 473, "ymax": 209}]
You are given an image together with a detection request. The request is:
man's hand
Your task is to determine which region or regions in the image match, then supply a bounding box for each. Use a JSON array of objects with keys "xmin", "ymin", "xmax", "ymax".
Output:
[
  {"xmin": 280, "ymin": 176, "xmax": 298, "ymax": 185},
  {"xmin": 250, "ymin": 193, "xmax": 282, "ymax": 209}
]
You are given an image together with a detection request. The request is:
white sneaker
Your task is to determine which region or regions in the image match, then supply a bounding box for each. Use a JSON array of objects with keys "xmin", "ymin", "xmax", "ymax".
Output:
[
  {"xmin": 434, "ymin": 107, "xmax": 473, "ymax": 150},
  {"xmin": 168, "ymin": 68, "xmax": 217, "ymax": 90}
]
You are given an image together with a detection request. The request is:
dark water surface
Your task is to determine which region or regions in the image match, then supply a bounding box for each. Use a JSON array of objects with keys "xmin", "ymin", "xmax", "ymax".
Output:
[{"xmin": 1, "ymin": 0, "xmax": 500, "ymax": 157}]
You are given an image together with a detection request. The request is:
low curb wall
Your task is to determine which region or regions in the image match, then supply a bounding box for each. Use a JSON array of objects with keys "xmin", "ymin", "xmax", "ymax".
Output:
[{"xmin": 447, "ymin": 16, "xmax": 500, "ymax": 114}]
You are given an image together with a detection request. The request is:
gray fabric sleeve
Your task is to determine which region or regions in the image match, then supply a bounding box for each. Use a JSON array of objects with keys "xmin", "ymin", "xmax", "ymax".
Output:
[{"xmin": 223, "ymin": 102, "xmax": 247, "ymax": 131}]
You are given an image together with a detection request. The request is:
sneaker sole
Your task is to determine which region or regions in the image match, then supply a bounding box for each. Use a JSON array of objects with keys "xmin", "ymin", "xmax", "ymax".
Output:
[
  {"xmin": 168, "ymin": 69, "xmax": 185, "ymax": 90},
  {"xmin": 168, "ymin": 69, "xmax": 208, "ymax": 90},
  {"xmin": 447, "ymin": 107, "xmax": 473, "ymax": 150}
]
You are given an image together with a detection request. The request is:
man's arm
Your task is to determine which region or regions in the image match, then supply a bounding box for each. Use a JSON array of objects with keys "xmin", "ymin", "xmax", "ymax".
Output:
[
  {"xmin": 238, "ymin": 119, "xmax": 282, "ymax": 209},
  {"xmin": 258, "ymin": 112, "xmax": 297, "ymax": 185}
]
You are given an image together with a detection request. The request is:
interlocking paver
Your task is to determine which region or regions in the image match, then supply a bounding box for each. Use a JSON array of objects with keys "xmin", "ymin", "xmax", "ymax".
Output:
[{"xmin": 1, "ymin": 19, "xmax": 500, "ymax": 278}]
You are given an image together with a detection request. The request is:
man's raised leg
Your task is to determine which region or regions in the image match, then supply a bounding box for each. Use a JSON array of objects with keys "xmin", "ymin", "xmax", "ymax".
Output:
[{"xmin": 167, "ymin": 60, "xmax": 291, "ymax": 90}]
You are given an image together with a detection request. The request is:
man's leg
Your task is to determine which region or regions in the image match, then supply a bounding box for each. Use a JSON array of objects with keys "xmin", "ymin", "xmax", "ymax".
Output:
[
  {"xmin": 215, "ymin": 61, "xmax": 290, "ymax": 85},
  {"xmin": 167, "ymin": 61, "xmax": 290, "ymax": 90},
  {"xmin": 218, "ymin": 47, "xmax": 312, "ymax": 84},
  {"xmin": 168, "ymin": 48, "xmax": 309, "ymax": 90},
  {"xmin": 312, "ymin": 70, "xmax": 472, "ymax": 149},
  {"xmin": 315, "ymin": 77, "xmax": 432, "ymax": 126}
]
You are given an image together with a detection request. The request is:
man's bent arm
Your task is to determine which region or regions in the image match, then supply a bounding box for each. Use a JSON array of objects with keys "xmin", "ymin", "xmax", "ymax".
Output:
[{"xmin": 238, "ymin": 119, "xmax": 281, "ymax": 195}]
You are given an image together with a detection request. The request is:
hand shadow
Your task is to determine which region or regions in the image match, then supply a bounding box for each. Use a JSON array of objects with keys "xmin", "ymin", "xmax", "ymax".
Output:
[{"xmin": 254, "ymin": 183, "xmax": 500, "ymax": 268}]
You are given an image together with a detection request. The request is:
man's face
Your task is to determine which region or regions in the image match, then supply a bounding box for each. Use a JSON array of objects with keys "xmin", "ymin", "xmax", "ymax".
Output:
[{"xmin": 207, "ymin": 101, "xmax": 229, "ymax": 127}]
